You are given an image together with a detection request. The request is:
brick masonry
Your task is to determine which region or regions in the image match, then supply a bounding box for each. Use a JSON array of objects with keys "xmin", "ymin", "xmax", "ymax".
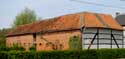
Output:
[
  {"xmin": 6, "ymin": 30, "xmax": 81, "ymax": 51},
  {"xmin": 6, "ymin": 35, "xmax": 34, "ymax": 51}
]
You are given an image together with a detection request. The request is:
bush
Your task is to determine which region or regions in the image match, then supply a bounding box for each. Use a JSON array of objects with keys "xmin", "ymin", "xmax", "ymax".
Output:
[
  {"xmin": 97, "ymin": 49, "xmax": 125, "ymax": 59},
  {"xmin": 0, "ymin": 49, "xmax": 125, "ymax": 59},
  {"xmin": 6, "ymin": 44, "xmax": 25, "ymax": 51},
  {"xmin": 29, "ymin": 45, "xmax": 36, "ymax": 51},
  {"xmin": 0, "ymin": 45, "xmax": 8, "ymax": 51},
  {"xmin": 0, "ymin": 44, "xmax": 25, "ymax": 51}
]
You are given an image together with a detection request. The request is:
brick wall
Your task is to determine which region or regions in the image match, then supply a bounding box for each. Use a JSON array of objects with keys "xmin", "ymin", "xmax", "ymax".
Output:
[
  {"xmin": 6, "ymin": 35, "xmax": 33, "ymax": 51},
  {"xmin": 6, "ymin": 30, "xmax": 81, "ymax": 51},
  {"xmin": 36, "ymin": 30, "xmax": 81, "ymax": 51}
]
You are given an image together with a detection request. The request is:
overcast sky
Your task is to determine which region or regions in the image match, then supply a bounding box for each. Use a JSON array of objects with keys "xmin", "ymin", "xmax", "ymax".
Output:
[{"xmin": 0, "ymin": 0, "xmax": 125, "ymax": 29}]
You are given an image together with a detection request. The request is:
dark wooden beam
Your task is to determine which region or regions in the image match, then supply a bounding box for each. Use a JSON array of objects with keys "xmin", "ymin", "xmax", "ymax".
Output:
[
  {"xmin": 33, "ymin": 33, "xmax": 37, "ymax": 50},
  {"xmin": 122, "ymin": 34, "xmax": 124, "ymax": 48},
  {"xmin": 111, "ymin": 29, "xmax": 112, "ymax": 48},
  {"xmin": 88, "ymin": 32, "xmax": 98, "ymax": 50},
  {"xmin": 97, "ymin": 29, "xmax": 99, "ymax": 49},
  {"xmin": 111, "ymin": 34, "xmax": 120, "ymax": 48},
  {"xmin": 80, "ymin": 27, "xmax": 84, "ymax": 50}
]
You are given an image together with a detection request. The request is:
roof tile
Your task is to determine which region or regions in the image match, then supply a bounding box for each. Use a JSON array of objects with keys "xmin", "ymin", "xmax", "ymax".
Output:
[{"xmin": 7, "ymin": 12, "xmax": 123, "ymax": 36}]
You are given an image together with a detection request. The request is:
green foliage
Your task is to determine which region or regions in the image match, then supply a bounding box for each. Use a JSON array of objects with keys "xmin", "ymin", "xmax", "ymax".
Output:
[
  {"xmin": 0, "ymin": 28, "xmax": 10, "ymax": 49},
  {"xmin": 30, "ymin": 45, "xmax": 36, "ymax": 51},
  {"xmin": 97, "ymin": 49, "xmax": 125, "ymax": 59},
  {"xmin": 69, "ymin": 36, "xmax": 82, "ymax": 50},
  {"xmin": 0, "ymin": 44, "xmax": 25, "ymax": 51},
  {"xmin": 0, "ymin": 28, "xmax": 25, "ymax": 51},
  {"xmin": 1, "ymin": 49, "xmax": 125, "ymax": 59},
  {"xmin": 12, "ymin": 8, "xmax": 37, "ymax": 27},
  {"xmin": 8, "ymin": 44, "xmax": 25, "ymax": 51},
  {"xmin": 0, "ymin": 45, "xmax": 8, "ymax": 51}
]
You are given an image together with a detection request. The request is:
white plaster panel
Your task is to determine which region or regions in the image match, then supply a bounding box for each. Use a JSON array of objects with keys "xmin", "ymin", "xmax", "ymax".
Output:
[
  {"xmin": 84, "ymin": 45, "xmax": 97, "ymax": 49},
  {"xmin": 112, "ymin": 30, "xmax": 123, "ymax": 34},
  {"xmin": 112, "ymin": 45, "xmax": 122, "ymax": 48},
  {"xmin": 99, "ymin": 29, "xmax": 110, "ymax": 33},
  {"xmin": 99, "ymin": 45, "xmax": 110, "ymax": 48},
  {"xmin": 99, "ymin": 34, "xmax": 111, "ymax": 38},
  {"xmin": 84, "ymin": 29, "xmax": 97, "ymax": 33},
  {"xmin": 113, "ymin": 35, "xmax": 122, "ymax": 39},
  {"xmin": 82, "ymin": 28, "xmax": 123, "ymax": 49},
  {"xmin": 84, "ymin": 34, "xmax": 96, "ymax": 38},
  {"xmin": 99, "ymin": 40, "xmax": 111, "ymax": 43}
]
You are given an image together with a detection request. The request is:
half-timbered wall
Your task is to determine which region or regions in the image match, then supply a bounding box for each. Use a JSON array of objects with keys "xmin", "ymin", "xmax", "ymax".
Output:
[{"xmin": 82, "ymin": 28, "xmax": 123, "ymax": 49}]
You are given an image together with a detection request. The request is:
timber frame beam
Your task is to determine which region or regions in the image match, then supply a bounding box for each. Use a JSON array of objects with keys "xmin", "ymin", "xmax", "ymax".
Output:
[{"xmin": 87, "ymin": 29, "xmax": 121, "ymax": 50}]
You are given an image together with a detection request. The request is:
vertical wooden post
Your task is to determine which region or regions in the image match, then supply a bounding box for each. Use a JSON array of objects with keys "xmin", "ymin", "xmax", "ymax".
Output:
[
  {"xmin": 80, "ymin": 27, "xmax": 83, "ymax": 50},
  {"xmin": 33, "ymin": 33, "xmax": 36, "ymax": 50},
  {"xmin": 111, "ymin": 29, "xmax": 112, "ymax": 49},
  {"xmin": 97, "ymin": 29, "xmax": 99, "ymax": 49},
  {"xmin": 122, "ymin": 33, "xmax": 124, "ymax": 48}
]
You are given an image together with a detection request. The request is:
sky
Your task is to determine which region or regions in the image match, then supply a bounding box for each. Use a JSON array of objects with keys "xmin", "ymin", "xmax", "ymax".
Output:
[{"xmin": 0, "ymin": 0, "xmax": 125, "ymax": 29}]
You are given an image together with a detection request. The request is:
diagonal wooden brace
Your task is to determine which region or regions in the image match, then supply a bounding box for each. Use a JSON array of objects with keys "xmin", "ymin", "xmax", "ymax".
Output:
[
  {"xmin": 88, "ymin": 32, "xmax": 98, "ymax": 50},
  {"xmin": 111, "ymin": 34, "xmax": 120, "ymax": 48}
]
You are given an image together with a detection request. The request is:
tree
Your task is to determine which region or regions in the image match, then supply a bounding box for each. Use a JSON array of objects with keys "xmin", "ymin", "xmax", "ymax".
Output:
[
  {"xmin": 12, "ymin": 8, "xmax": 37, "ymax": 27},
  {"xmin": 0, "ymin": 28, "xmax": 10, "ymax": 50}
]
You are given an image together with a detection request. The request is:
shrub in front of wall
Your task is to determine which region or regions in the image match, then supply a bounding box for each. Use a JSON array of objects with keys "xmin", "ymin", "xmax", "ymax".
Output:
[
  {"xmin": 0, "ymin": 50, "xmax": 98, "ymax": 59},
  {"xmin": 1, "ymin": 49, "xmax": 125, "ymax": 59},
  {"xmin": 8, "ymin": 44, "xmax": 25, "ymax": 51},
  {"xmin": 69, "ymin": 36, "xmax": 82, "ymax": 50},
  {"xmin": 29, "ymin": 45, "xmax": 36, "ymax": 51},
  {"xmin": 0, "ymin": 45, "xmax": 8, "ymax": 51},
  {"xmin": 0, "ymin": 52, "xmax": 8, "ymax": 59}
]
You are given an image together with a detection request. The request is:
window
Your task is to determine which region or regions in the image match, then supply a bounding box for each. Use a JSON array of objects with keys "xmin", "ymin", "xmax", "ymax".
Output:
[{"xmin": 39, "ymin": 43, "xmax": 42, "ymax": 46}]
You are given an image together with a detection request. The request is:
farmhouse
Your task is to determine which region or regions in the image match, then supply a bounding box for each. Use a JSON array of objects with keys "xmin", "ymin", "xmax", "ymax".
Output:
[{"xmin": 6, "ymin": 12, "xmax": 123, "ymax": 51}]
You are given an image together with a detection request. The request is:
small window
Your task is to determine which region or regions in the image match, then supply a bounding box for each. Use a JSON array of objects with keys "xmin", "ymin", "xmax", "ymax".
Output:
[
  {"xmin": 73, "ymin": 36, "xmax": 77, "ymax": 38},
  {"xmin": 39, "ymin": 43, "xmax": 42, "ymax": 46}
]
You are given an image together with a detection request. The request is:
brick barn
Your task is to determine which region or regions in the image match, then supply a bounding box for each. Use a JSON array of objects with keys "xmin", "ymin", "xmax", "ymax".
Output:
[{"xmin": 6, "ymin": 12, "xmax": 123, "ymax": 51}]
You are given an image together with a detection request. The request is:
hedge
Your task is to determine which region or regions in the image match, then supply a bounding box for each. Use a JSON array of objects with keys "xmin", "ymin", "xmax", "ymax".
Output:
[{"xmin": 0, "ymin": 49, "xmax": 125, "ymax": 59}]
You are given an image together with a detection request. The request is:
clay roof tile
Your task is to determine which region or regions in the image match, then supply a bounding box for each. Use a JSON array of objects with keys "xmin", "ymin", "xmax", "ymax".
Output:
[{"xmin": 7, "ymin": 12, "xmax": 123, "ymax": 36}]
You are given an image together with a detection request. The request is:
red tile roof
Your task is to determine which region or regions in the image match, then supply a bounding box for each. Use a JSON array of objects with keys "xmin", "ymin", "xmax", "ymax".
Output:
[{"xmin": 7, "ymin": 12, "xmax": 123, "ymax": 36}]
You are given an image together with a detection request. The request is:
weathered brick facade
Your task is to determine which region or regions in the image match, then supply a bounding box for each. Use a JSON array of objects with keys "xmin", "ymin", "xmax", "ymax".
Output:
[
  {"xmin": 6, "ymin": 30, "xmax": 81, "ymax": 51},
  {"xmin": 36, "ymin": 30, "xmax": 81, "ymax": 51},
  {"xmin": 6, "ymin": 35, "xmax": 34, "ymax": 51}
]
